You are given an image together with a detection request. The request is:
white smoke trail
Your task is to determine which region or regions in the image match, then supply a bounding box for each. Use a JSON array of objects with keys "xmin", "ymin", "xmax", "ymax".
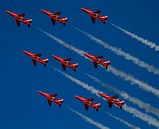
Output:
[
  {"xmin": 37, "ymin": 28, "xmax": 159, "ymax": 97},
  {"xmin": 67, "ymin": 107, "xmax": 109, "ymax": 129},
  {"xmin": 124, "ymin": 104, "xmax": 159, "ymax": 128},
  {"xmin": 73, "ymin": 26, "xmax": 159, "ymax": 77},
  {"xmin": 85, "ymin": 73, "xmax": 159, "ymax": 118},
  {"xmin": 53, "ymin": 67, "xmax": 159, "ymax": 128},
  {"xmin": 52, "ymin": 67, "xmax": 100, "ymax": 96},
  {"xmin": 105, "ymin": 112, "xmax": 140, "ymax": 129},
  {"xmin": 109, "ymin": 65, "xmax": 159, "ymax": 98},
  {"xmin": 37, "ymin": 27, "xmax": 86, "ymax": 57},
  {"xmin": 111, "ymin": 24, "xmax": 159, "ymax": 51}
]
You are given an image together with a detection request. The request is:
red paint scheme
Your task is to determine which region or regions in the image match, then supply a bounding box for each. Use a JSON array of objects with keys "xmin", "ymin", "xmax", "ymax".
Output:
[
  {"xmin": 38, "ymin": 91, "xmax": 63, "ymax": 107},
  {"xmin": 6, "ymin": 10, "xmax": 32, "ymax": 27},
  {"xmin": 75, "ymin": 95, "xmax": 100, "ymax": 112},
  {"xmin": 52, "ymin": 55, "xmax": 78, "ymax": 72},
  {"xmin": 98, "ymin": 92, "xmax": 125, "ymax": 109},
  {"xmin": 41, "ymin": 9, "xmax": 68, "ymax": 26},
  {"xmin": 80, "ymin": 8, "xmax": 108, "ymax": 24},
  {"xmin": 22, "ymin": 50, "xmax": 48, "ymax": 67},
  {"xmin": 83, "ymin": 53, "xmax": 110, "ymax": 69}
]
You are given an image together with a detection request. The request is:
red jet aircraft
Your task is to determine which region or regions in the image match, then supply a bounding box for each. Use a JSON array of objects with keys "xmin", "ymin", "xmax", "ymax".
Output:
[
  {"xmin": 75, "ymin": 95, "xmax": 100, "ymax": 112},
  {"xmin": 6, "ymin": 10, "xmax": 32, "ymax": 27},
  {"xmin": 83, "ymin": 53, "xmax": 110, "ymax": 69},
  {"xmin": 98, "ymin": 92, "xmax": 125, "ymax": 109},
  {"xmin": 52, "ymin": 55, "xmax": 78, "ymax": 72},
  {"xmin": 41, "ymin": 9, "xmax": 68, "ymax": 26},
  {"xmin": 38, "ymin": 91, "xmax": 63, "ymax": 107},
  {"xmin": 80, "ymin": 8, "xmax": 108, "ymax": 24},
  {"xmin": 22, "ymin": 50, "xmax": 48, "ymax": 67}
]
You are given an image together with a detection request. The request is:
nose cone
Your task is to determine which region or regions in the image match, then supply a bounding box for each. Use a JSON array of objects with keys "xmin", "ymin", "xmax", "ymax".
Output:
[
  {"xmin": 6, "ymin": 10, "xmax": 10, "ymax": 14},
  {"xmin": 52, "ymin": 55, "xmax": 56, "ymax": 58},
  {"xmin": 38, "ymin": 90, "xmax": 47, "ymax": 97},
  {"xmin": 80, "ymin": 8, "xmax": 87, "ymax": 11},
  {"xmin": 22, "ymin": 50, "xmax": 28, "ymax": 54},
  {"xmin": 80, "ymin": 8, "xmax": 89, "ymax": 13},
  {"xmin": 80, "ymin": 8, "xmax": 85, "ymax": 11},
  {"xmin": 6, "ymin": 10, "xmax": 12, "ymax": 14},
  {"xmin": 41, "ymin": 9, "xmax": 50, "ymax": 15},
  {"xmin": 74, "ymin": 95, "xmax": 81, "ymax": 100},
  {"xmin": 41, "ymin": 9, "xmax": 46, "ymax": 13},
  {"xmin": 6, "ymin": 10, "xmax": 14, "ymax": 16},
  {"xmin": 38, "ymin": 90, "xmax": 43, "ymax": 95},
  {"xmin": 83, "ymin": 53, "xmax": 89, "ymax": 57},
  {"xmin": 98, "ymin": 92, "xmax": 102, "ymax": 96},
  {"xmin": 74, "ymin": 95, "xmax": 79, "ymax": 99},
  {"xmin": 22, "ymin": 50, "xmax": 32, "ymax": 56}
]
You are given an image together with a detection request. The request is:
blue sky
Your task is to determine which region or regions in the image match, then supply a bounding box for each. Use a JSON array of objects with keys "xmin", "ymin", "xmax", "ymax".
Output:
[{"xmin": 1, "ymin": 1, "xmax": 159, "ymax": 129}]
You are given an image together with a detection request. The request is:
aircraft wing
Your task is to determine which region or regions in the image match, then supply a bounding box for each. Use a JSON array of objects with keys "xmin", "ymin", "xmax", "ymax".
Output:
[
  {"xmin": 54, "ymin": 12, "xmax": 61, "ymax": 16},
  {"xmin": 91, "ymin": 17, "xmax": 96, "ymax": 24},
  {"xmin": 48, "ymin": 100, "xmax": 52, "ymax": 106},
  {"xmin": 18, "ymin": 13, "xmax": 25, "ymax": 17},
  {"xmin": 84, "ymin": 104, "xmax": 89, "ymax": 111},
  {"xmin": 93, "ymin": 62, "xmax": 98, "ymax": 69},
  {"xmin": 108, "ymin": 102, "xmax": 113, "ymax": 108},
  {"xmin": 94, "ymin": 10, "xmax": 101, "ymax": 14},
  {"xmin": 51, "ymin": 19, "xmax": 56, "ymax": 25},
  {"xmin": 50, "ymin": 94, "xmax": 57, "ymax": 97},
  {"xmin": 87, "ymin": 98, "xmax": 94, "ymax": 102},
  {"xmin": 32, "ymin": 60, "xmax": 37, "ymax": 66},
  {"xmin": 16, "ymin": 20, "xmax": 20, "ymax": 27},
  {"xmin": 96, "ymin": 55, "xmax": 103, "ymax": 59},
  {"xmin": 111, "ymin": 95, "xmax": 118, "ymax": 99},
  {"xmin": 35, "ymin": 53, "xmax": 42, "ymax": 57},
  {"xmin": 64, "ymin": 58, "xmax": 71, "ymax": 62},
  {"xmin": 62, "ymin": 64, "xmax": 66, "ymax": 71}
]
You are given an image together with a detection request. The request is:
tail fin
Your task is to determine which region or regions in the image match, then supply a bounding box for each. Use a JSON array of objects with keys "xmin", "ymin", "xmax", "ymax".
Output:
[
  {"xmin": 69, "ymin": 63, "xmax": 78, "ymax": 72},
  {"xmin": 102, "ymin": 60, "xmax": 110, "ymax": 69},
  {"xmin": 99, "ymin": 16, "xmax": 108, "ymax": 24},
  {"xmin": 24, "ymin": 18, "xmax": 32, "ymax": 27},
  {"xmin": 40, "ymin": 58, "xmax": 48, "ymax": 67},
  {"xmin": 59, "ymin": 17, "xmax": 68, "ymax": 26},
  {"xmin": 93, "ymin": 103, "xmax": 101, "ymax": 112}
]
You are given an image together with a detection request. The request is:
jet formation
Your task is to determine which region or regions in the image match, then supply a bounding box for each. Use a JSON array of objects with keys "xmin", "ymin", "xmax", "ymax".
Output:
[
  {"xmin": 6, "ymin": 8, "xmax": 108, "ymax": 27},
  {"xmin": 10, "ymin": 7, "xmax": 125, "ymax": 112}
]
